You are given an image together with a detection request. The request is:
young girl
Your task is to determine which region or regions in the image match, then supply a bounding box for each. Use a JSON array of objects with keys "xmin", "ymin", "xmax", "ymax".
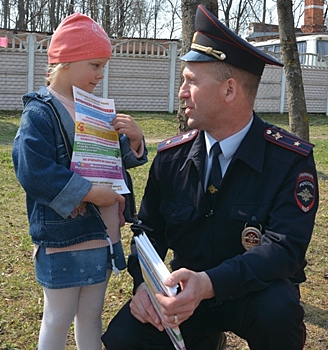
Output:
[{"xmin": 12, "ymin": 13, "xmax": 147, "ymax": 350}]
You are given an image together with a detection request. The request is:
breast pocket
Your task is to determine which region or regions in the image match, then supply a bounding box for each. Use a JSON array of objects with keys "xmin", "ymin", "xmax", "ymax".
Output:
[
  {"xmin": 230, "ymin": 203, "xmax": 272, "ymax": 225},
  {"xmin": 160, "ymin": 199, "xmax": 195, "ymax": 224}
]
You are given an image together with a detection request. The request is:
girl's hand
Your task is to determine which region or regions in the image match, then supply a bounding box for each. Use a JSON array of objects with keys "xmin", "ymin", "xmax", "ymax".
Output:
[
  {"xmin": 83, "ymin": 185, "xmax": 125, "ymax": 207},
  {"xmin": 118, "ymin": 201, "xmax": 125, "ymax": 227},
  {"xmin": 112, "ymin": 114, "xmax": 143, "ymax": 153}
]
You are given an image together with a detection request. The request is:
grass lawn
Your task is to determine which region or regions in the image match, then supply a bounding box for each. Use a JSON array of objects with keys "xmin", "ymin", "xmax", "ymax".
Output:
[{"xmin": 0, "ymin": 111, "xmax": 327, "ymax": 349}]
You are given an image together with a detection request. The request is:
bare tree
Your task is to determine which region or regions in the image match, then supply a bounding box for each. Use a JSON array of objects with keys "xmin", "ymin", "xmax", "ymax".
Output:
[
  {"xmin": 244, "ymin": 1, "xmax": 262, "ymax": 29},
  {"xmin": 292, "ymin": 0, "xmax": 305, "ymax": 28},
  {"xmin": 16, "ymin": 0, "xmax": 26, "ymax": 30},
  {"xmin": 1, "ymin": 0, "xmax": 282, "ymax": 38},
  {"xmin": 233, "ymin": 0, "xmax": 248, "ymax": 34},
  {"xmin": 0, "ymin": 0, "xmax": 158, "ymax": 36},
  {"xmin": 116, "ymin": 0, "xmax": 125, "ymax": 37},
  {"xmin": 177, "ymin": 0, "xmax": 218, "ymax": 133},
  {"xmin": 217, "ymin": 0, "xmax": 260, "ymax": 35},
  {"xmin": 160, "ymin": 0, "xmax": 181, "ymax": 39},
  {"xmin": 2, "ymin": 0, "xmax": 10, "ymax": 29},
  {"xmin": 219, "ymin": 0, "xmax": 233, "ymax": 27},
  {"xmin": 48, "ymin": 0, "xmax": 61, "ymax": 32},
  {"xmin": 177, "ymin": 0, "xmax": 200, "ymax": 133},
  {"xmin": 262, "ymin": 0, "xmax": 267, "ymax": 23},
  {"xmin": 277, "ymin": 0, "xmax": 309, "ymax": 140},
  {"xmin": 153, "ymin": 0, "xmax": 161, "ymax": 38}
]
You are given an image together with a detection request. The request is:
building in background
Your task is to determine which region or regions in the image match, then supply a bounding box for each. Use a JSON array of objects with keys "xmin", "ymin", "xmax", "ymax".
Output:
[{"xmin": 247, "ymin": 0, "xmax": 328, "ymax": 68}]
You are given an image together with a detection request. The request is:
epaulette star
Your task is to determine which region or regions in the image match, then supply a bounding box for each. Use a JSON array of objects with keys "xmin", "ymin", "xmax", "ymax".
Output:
[
  {"xmin": 157, "ymin": 130, "xmax": 199, "ymax": 152},
  {"xmin": 264, "ymin": 126, "xmax": 314, "ymax": 156}
]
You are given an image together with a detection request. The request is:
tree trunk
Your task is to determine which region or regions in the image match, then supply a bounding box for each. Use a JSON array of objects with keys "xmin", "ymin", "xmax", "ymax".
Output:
[
  {"xmin": 177, "ymin": 0, "xmax": 218, "ymax": 133},
  {"xmin": 17, "ymin": 0, "xmax": 26, "ymax": 30},
  {"xmin": 277, "ymin": 0, "xmax": 309, "ymax": 141},
  {"xmin": 3, "ymin": 0, "xmax": 9, "ymax": 29},
  {"xmin": 262, "ymin": 0, "xmax": 267, "ymax": 23},
  {"xmin": 220, "ymin": 0, "xmax": 233, "ymax": 28}
]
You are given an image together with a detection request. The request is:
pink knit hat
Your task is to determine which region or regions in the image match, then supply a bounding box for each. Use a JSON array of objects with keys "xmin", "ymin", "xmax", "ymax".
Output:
[{"xmin": 48, "ymin": 13, "xmax": 112, "ymax": 64}]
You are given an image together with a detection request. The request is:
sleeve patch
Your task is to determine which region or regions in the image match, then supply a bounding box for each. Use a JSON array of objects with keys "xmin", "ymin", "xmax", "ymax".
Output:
[
  {"xmin": 294, "ymin": 172, "xmax": 316, "ymax": 212},
  {"xmin": 264, "ymin": 126, "xmax": 314, "ymax": 156},
  {"xmin": 157, "ymin": 129, "xmax": 199, "ymax": 153}
]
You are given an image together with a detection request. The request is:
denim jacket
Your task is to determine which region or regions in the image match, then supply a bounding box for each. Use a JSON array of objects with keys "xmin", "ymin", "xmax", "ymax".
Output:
[{"xmin": 12, "ymin": 86, "xmax": 148, "ymax": 248}]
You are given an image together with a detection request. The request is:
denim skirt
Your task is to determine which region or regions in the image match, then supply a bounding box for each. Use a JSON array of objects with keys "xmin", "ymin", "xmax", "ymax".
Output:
[{"xmin": 35, "ymin": 241, "xmax": 126, "ymax": 289}]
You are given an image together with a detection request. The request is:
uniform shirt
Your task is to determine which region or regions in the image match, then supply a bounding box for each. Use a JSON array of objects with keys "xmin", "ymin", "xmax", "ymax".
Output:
[{"xmin": 204, "ymin": 118, "xmax": 252, "ymax": 188}]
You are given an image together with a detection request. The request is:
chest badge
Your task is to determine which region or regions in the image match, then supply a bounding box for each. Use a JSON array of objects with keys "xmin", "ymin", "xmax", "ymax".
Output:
[{"xmin": 241, "ymin": 224, "xmax": 262, "ymax": 250}]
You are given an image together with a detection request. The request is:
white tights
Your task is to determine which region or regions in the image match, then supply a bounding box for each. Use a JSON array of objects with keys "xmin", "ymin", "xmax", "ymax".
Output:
[{"xmin": 38, "ymin": 270, "xmax": 111, "ymax": 350}]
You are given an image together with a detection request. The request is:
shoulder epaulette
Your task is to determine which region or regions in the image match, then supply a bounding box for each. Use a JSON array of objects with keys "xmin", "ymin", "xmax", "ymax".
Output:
[
  {"xmin": 264, "ymin": 126, "xmax": 314, "ymax": 156},
  {"xmin": 157, "ymin": 130, "xmax": 199, "ymax": 153}
]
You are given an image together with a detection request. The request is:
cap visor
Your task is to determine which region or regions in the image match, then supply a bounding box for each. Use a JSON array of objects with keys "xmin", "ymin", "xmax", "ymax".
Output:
[{"xmin": 180, "ymin": 50, "xmax": 217, "ymax": 62}]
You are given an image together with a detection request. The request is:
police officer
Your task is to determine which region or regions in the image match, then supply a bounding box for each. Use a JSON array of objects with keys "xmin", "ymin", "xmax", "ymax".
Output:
[{"xmin": 102, "ymin": 5, "xmax": 318, "ymax": 350}]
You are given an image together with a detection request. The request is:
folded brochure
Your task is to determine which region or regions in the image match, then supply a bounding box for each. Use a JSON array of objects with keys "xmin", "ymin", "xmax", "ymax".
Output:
[{"xmin": 134, "ymin": 232, "xmax": 186, "ymax": 350}]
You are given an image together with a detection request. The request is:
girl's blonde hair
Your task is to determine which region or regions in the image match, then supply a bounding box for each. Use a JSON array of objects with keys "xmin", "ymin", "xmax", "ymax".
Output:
[{"xmin": 45, "ymin": 63, "xmax": 70, "ymax": 86}]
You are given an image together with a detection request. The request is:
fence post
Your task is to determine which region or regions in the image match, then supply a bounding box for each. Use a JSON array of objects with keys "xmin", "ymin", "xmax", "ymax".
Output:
[
  {"xmin": 326, "ymin": 72, "xmax": 328, "ymax": 116},
  {"xmin": 103, "ymin": 60, "xmax": 109, "ymax": 98},
  {"xmin": 27, "ymin": 34, "xmax": 36, "ymax": 93},
  {"xmin": 279, "ymin": 68, "xmax": 286, "ymax": 114},
  {"xmin": 168, "ymin": 42, "xmax": 178, "ymax": 113}
]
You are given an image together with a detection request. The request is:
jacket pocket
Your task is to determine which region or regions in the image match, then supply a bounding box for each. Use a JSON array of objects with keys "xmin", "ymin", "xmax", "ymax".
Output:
[
  {"xmin": 230, "ymin": 203, "xmax": 272, "ymax": 226},
  {"xmin": 160, "ymin": 199, "xmax": 195, "ymax": 223}
]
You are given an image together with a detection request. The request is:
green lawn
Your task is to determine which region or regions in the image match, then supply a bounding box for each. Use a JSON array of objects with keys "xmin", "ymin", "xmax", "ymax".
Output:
[{"xmin": 0, "ymin": 111, "xmax": 327, "ymax": 349}]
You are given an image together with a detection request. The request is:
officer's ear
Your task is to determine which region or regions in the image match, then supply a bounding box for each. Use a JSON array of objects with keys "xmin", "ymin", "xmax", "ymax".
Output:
[{"xmin": 224, "ymin": 78, "xmax": 238, "ymax": 102}]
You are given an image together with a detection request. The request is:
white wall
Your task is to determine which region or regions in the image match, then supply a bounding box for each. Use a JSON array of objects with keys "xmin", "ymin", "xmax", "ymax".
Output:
[{"xmin": 1, "ymin": 34, "xmax": 328, "ymax": 115}]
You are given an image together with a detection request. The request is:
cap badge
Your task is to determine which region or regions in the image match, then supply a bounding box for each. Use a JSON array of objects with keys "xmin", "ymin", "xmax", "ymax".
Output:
[{"xmin": 241, "ymin": 223, "xmax": 262, "ymax": 250}]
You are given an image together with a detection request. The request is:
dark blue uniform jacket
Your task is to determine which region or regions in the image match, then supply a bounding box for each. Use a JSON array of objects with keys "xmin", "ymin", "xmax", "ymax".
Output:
[{"xmin": 128, "ymin": 114, "xmax": 318, "ymax": 304}]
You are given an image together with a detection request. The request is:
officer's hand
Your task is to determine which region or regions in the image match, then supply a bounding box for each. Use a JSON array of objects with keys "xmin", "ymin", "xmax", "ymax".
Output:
[
  {"xmin": 155, "ymin": 268, "xmax": 214, "ymax": 327},
  {"xmin": 130, "ymin": 283, "xmax": 165, "ymax": 331}
]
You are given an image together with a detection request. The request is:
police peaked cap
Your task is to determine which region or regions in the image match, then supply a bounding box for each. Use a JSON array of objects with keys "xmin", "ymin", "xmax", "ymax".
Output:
[{"xmin": 181, "ymin": 5, "xmax": 283, "ymax": 76}]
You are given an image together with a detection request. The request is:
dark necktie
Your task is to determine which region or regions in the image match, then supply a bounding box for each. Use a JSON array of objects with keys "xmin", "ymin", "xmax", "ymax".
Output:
[{"xmin": 206, "ymin": 142, "xmax": 222, "ymax": 203}]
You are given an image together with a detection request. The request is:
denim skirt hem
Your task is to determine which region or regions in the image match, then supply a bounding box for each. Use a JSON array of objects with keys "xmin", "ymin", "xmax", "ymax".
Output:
[{"xmin": 35, "ymin": 245, "xmax": 109, "ymax": 289}]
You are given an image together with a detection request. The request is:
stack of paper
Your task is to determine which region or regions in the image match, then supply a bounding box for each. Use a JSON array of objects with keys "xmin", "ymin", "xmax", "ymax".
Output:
[{"xmin": 134, "ymin": 232, "xmax": 186, "ymax": 350}]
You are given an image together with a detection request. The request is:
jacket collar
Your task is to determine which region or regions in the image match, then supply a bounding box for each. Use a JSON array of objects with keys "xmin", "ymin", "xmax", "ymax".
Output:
[
  {"xmin": 230, "ymin": 113, "xmax": 267, "ymax": 173},
  {"xmin": 181, "ymin": 113, "xmax": 267, "ymax": 175},
  {"xmin": 181, "ymin": 130, "xmax": 207, "ymax": 180},
  {"xmin": 23, "ymin": 86, "xmax": 76, "ymax": 144}
]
